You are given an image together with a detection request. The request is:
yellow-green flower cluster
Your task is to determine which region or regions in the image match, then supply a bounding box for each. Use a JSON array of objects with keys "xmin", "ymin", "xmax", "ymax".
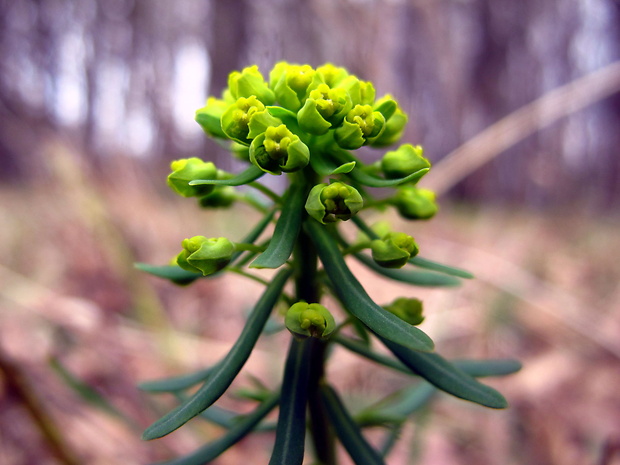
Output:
[{"xmin": 195, "ymin": 62, "xmax": 410, "ymax": 175}]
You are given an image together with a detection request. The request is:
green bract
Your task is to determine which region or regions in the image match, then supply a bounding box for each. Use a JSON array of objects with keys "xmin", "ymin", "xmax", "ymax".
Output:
[
  {"xmin": 305, "ymin": 182, "xmax": 363, "ymax": 224},
  {"xmin": 285, "ymin": 302, "xmax": 336, "ymax": 339},
  {"xmin": 139, "ymin": 61, "xmax": 517, "ymax": 465},
  {"xmin": 249, "ymin": 124, "xmax": 310, "ymax": 175},
  {"xmin": 370, "ymin": 232, "xmax": 419, "ymax": 268},
  {"xmin": 381, "ymin": 144, "xmax": 431, "ymax": 180},
  {"xmin": 227, "ymin": 65, "xmax": 275, "ymax": 104},
  {"xmin": 175, "ymin": 236, "xmax": 235, "ymax": 276},
  {"xmin": 195, "ymin": 97, "xmax": 229, "ymax": 139},
  {"xmin": 167, "ymin": 158, "xmax": 217, "ymax": 198},
  {"xmin": 393, "ymin": 186, "xmax": 439, "ymax": 220},
  {"xmin": 384, "ymin": 297, "xmax": 425, "ymax": 326}
]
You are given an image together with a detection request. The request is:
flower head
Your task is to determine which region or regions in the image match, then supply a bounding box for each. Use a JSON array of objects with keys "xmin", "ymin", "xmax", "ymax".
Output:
[
  {"xmin": 249, "ymin": 124, "xmax": 310, "ymax": 175},
  {"xmin": 392, "ymin": 186, "xmax": 438, "ymax": 220},
  {"xmin": 167, "ymin": 158, "xmax": 217, "ymax": 198},
  {"xmin": 305, "ymin": 182, "xmax": 363, "ymax": 224},
  {"xmin": 285, "ymin": 302, "xmax": 336, "ymax": 339},
  {"xmin": 371, "ymin": 232, "xmax": 419, "ymax": 268},
  {"xmin": 175, "ymin": 236, "xmax": 235, "ymax": 276},
  {"xmin": 381, "ymin": 144, "xmax": 430, "ymax": 179}
]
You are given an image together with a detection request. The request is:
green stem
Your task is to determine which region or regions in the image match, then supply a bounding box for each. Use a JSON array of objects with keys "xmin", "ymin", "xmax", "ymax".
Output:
[{"xmin": 294, "ymin": 228, "xmax": 337, "ymax": 465}]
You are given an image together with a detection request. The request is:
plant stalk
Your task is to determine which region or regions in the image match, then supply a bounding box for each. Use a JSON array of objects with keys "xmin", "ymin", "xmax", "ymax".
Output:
[{"xmin": 294, "ymin": 227, "xmax": 337, "ymax": 465}]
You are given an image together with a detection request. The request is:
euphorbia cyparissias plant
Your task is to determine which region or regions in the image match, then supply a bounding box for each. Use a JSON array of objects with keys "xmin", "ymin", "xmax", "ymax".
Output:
[{"xmin": 137, "ymin": 62, "xmax": 520, "ymax": 465}]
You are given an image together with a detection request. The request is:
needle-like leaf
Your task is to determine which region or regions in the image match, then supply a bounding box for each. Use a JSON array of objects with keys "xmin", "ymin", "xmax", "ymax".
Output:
[
  {"xmin": 269, "ymin": 338, "xmax": 312, "ymax": 465},
  {"xmin": 321, "ymin": 384, "xmax": 386, "ymax": 465},
  {"xmin": 251, "ymin": 182, "xmax": 305, "ymax": 269},
  {"xmin": 142, "ymin": 268, "xmax": 292, "ymax": 440},
  {"xmin": 306, "ymin": 219, "xmax": 434, "ymax": 353}
]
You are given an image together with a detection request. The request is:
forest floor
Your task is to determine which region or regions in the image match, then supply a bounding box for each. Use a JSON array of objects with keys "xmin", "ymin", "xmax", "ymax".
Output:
[{"xmin": 1, "ymin": 150, "xmax": 619, "ymax": 465}]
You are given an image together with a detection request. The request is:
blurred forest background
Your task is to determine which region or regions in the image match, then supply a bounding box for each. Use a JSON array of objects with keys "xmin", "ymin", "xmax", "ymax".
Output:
[{"xmin": 1, "ymin": 1, "xmax": 620, "ymax": 465}]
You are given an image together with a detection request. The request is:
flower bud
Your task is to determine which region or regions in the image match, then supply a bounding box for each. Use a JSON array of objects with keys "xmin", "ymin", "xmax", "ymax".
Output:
[
  {"xmin": 175, "ymin": 236, "xmax": 235, "ymax": 276},
  {"xmin": 227, "ymin": 65, "xmax": 275, "ymax": 104},
  {"xmin": 315, "ymin": 63, "xmax": 350, "ymax": 87},
  {"xmin": 370, "ymin": 232, "xmax": 419, "ymax": 268},
  {"xmin": 393, "ymin": 186, "xmax": 438, "ymax": 220},
  {"xmin": 372, "ymin": 94, "xmax": 398, "ymax": 121},
  {"xmin": 334, "ymin": 104, "xmax": 385, "ymax": 150},
  {"xmin": 249, "ymin": 124, "xmax": 310, "ymax": 175},
  {"xmin": 383, "ymin": 297, "xmax": 425, "ymax": 326},
  {"xmin": 221, "ymin": 96, "xmax": 266, "ymax": 144},
  {"xmin": 305, "ymin": 182, "xmax": 363, "ymax": 224},
  {"xmin": 285, "ymin": 302, "xmax": 336, "ymax": 339},
  {"xmin": 167, "ymin": 158, "xmax": 217, "ymax": 198},
  {"xmin": 195, "ymin": 97, "xmax": 229, "ymax": 139},
  {"xmin": 369, "ymin": 106, "xmax": 408, "ymax": 147},
  {"xmin": 297, "ymin": 84, "xmax": 352, "ymax": 135},
  {"xmin": 380, "ymin": 144, "xmax": 430, "ymax": 179},
  {"xmin": 270, "ymin": 62, "xmax": 320, "ymax": 111},
  {"xmin": 336, "ymin": 75, "xmax": 376, "ymax": 107},
  {"xmin": 198, "ymin": 186, "xmax": 236, "ymax": 208}
]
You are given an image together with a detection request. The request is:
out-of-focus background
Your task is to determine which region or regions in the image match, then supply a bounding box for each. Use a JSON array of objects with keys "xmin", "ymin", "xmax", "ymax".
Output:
[{"xmin": 1, "ymin": 1, "xmax": 620, "ymax": 464}]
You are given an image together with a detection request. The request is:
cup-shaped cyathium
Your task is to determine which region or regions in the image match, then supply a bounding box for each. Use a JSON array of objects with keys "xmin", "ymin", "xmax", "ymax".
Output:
[
  {"xmin": 305, "ymin": 182, "xmax": 363, "ymax": 224},
  {"xmin": 175, "ymin": 236, "xmax": 235, "ymax": 276},
  {"xmin": 381, "ymin": 144, "xmax": 430, "ymax": 179},
  {"xmin": 392, "ymin": 186, "xmax": 438, "ymax": 220},
  {"xmin": 249, "ymin": 124, "xmax": 310, "ymax": 175},
  {"xmin": 384, "ymin": 297, "xmax": 425, "ymax": 326},
  {"xmin": 221, "ymin": 96, "xmax": 267, "ymax": 144},
  {"xmin": 167, "ymin": 158, "xmax": 217, "ymax": 198},
  {"xmin": 370, "ymin": 232, "xmax": 419, "ymax": 268},
  {"xmin": 334, "ymin": 104, "xmax": 385, "ymax": 150},
  {"xmin": 285, "ymin": 302, "xmax": 336, "ymax": 339},
  {"xmin": 297, "ymin": 84, "xmax": 352, "ymax": 135},
  {"xmin": 270, "ymin": 62, "xmax": 320, "ymax": 111}
]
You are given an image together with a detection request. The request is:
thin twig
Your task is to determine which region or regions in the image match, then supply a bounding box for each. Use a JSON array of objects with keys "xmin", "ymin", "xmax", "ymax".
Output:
[{"xmin": 423, "ymin": 61, "xmax": 620, "ymax": 195}]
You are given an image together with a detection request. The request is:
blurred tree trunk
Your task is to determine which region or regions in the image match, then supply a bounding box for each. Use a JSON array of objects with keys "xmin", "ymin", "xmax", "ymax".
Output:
[{"xmin": 0, "ymin": 0, "xmax": 618, "ymax": 209}]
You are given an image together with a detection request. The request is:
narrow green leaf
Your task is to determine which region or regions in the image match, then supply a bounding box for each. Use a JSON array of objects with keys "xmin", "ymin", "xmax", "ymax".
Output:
[
  {"xmin": 334, "ymin": 335, "xmax": 410, "ymax": 374},
  {"xmin": 251, "ymin": 182, "xmax": 305, "ymax": 269},
  {"xmin": 354, "ymin": 253, "xmax": 461, "ymax": 287},
  {"xmin": 142, "ymin": 268, "xmax": 292, "ymax": 440},
  {"xmin": 138, "ymin": 367, "xmax": 212, "ymax": 393},
  {"xmin": 356, "ymin": 382, "xmax": 436, "ymax": 426},
  {"xmin": 152, "ymin": 394, "xmax": 279, "ymax": 465},
  {"xmin": 305, "ymin": 219, "xmax": 434, "ymax": 353},
  {"xmin": 452, "ymin": 359, "xmax": 522, "ymax": 377},
  {"xmin": 134, "ymin": 263, "xmax": 201, "ymax": 285},
  {"xmin": 409, "ymin": 256, "xmax": 474, "ymax": 279},
  {"xmin": 336, "ymin": 335, "xmax": 521, "ymax": 380},
  {"xmin": 379, "ymin": 336, "xmax": 508, "ymax": 409},
  {"xmin": 348, "ymin": 166, "xmax": 429, "ymax": 187},
  {"xmin": 320, "ymin": 384, "xmax": 386, "ymax": 465},
  {"xmin": 310, "ymin": 152, "xmax": 356, "ymax": 176},
  {"xmin": 189, "ymin": 164, "xmax": 264, "ymax": 186},
  {"xmin": 49, "ymin": 358, "xmax": 129, "ymax": 422},
  {"xmin": 269, "ymin": 338, "xmax": 312, "ymax": 465}
]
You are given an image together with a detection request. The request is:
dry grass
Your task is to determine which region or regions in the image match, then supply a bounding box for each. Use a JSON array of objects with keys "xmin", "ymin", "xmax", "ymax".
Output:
[{"xmin": 1, "ymin": 142, "xmax": 619, "ymax": 465}]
